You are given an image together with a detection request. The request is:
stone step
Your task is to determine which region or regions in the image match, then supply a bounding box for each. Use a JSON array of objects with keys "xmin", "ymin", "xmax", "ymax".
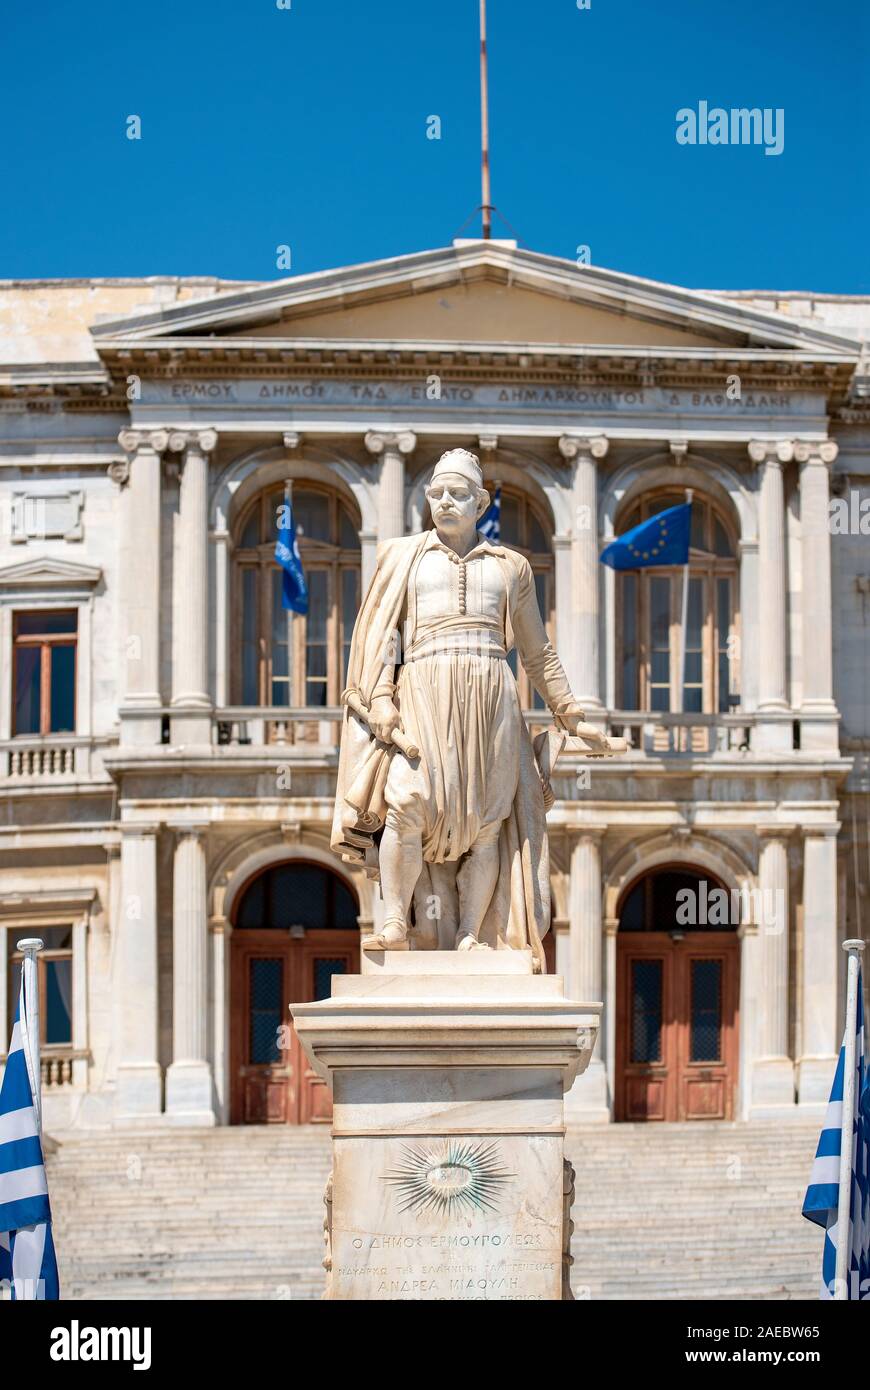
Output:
[{"xmin": 45, "ymin": 1121, "xmax": 823, "ymax": 1300}]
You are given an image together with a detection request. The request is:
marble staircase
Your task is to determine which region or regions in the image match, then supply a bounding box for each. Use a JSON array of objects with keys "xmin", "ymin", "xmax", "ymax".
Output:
[{"xmin": 45, "ymin": 1120, "xmax": 822, "ymax": 1301}]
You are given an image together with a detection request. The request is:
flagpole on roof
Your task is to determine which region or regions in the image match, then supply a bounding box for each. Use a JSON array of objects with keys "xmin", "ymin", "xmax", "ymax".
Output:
[
  {"xmin": 678, "ymin": 490, "xmax": 693, "ymax": 718},
  {"xmin": 479, "ymin": 0, "xmax": 492, "ymax": 239},
  {"xmin": 835, "ymin": 938, "xmax": 865, "ymax": 1298},
  {"xmin": 16, "ymin": 938, "xmax": 43, "ymax": 1139}
]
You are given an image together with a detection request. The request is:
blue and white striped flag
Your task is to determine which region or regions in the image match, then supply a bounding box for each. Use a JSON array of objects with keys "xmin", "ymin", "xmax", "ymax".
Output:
[
  {"xmin": 802, "ymin": 970, "xmax": 870, "ymax": 1299},
  {"xmin": 0, "ymin": 978, "xmax": 59, "ymax": 1300}
]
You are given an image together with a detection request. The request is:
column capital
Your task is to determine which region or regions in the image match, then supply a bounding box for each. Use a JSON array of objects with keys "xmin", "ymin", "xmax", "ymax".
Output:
[
  {"xmin": 757, "ymin": 823, "xmax": 797, "ymax": 841},
  {"xmin": 107, "ymin": 459, "xmax": 130, "ymax": 488},
  {"xmin": 168, "ymin": 429, "xmax": 218, "ymax": 456},
  {"xmin": 801, "ymin": 822, "xmax": 841, "ymax": 839},
  {"xmin": 364, "ymin": 430, "xmax": 417, "ymax": 457},
  {"xmin": 566, "ymin": 823, "xmax": 607, "ymax": 843},
  {"xmin": 794, "ymin": 439, "xmax": 838, "ymax": 467},
  {"xmin": 748, "ymin": 438, "xmax": 794, "ymax": 466},
  {"xmin": 167, "ymin": 819, "xmax": 210, "ymax": 841},
  {"xmin": 120, "ymin": 821, "xmax": 161, "ymax": 839},
  {"xmin": 558, "ymin": 434, "xmax": 609, "ymax": 463},
  {"xmin": 118, "ymin": 428, "xmax": 169, "ymax": 456}
]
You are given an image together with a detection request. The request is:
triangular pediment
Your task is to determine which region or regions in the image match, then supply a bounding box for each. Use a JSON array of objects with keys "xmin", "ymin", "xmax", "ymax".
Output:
[
  {"xmin": 90, "ymin": 243, "xmax": 859, "ymax": 358},
  {"xmin": 0, "ymin": 557, "xmax": 102, "ymax": 587}
]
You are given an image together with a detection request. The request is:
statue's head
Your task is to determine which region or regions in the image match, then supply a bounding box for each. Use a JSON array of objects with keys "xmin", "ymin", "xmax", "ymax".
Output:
[{"xmin": 426, "ymin": 449, "xmax": 490, "ymax": 532}]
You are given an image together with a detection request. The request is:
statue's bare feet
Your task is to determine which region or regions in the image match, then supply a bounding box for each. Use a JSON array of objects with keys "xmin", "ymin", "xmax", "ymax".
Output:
[
  {"xmin": 361, "ymin": 918, "xmax": 410, "ymax": 951},
  {"xmin": 455, "ymin": 933, "xmax": 491, "ymax": 952}
]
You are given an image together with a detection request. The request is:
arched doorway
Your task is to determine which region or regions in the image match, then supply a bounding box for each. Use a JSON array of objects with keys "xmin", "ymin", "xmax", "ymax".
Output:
[
  {"xmin": 229, "ymin": 861, "xmax": 360, "ymax": 1124},
  {"xmin": 615, "ymin": 866, "xmax": 739, "ymax": 1122}
]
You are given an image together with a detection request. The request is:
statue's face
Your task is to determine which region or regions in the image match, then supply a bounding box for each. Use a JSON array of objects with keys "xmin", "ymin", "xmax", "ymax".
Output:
[{"xmin": 427, "ymin": 475, "xmax": 484, "ymax": 532}]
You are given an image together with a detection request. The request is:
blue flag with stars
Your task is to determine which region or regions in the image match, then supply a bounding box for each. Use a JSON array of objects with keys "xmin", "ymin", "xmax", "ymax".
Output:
[
  {"xmin": 600, "ymin": 502, "xmax": 692, "ymax": 570},
  {"xmin": 275, "ymin": 497, "xmax": 308, "ymax": 614},
  {"xmin": 478, "ymin": 485, "xmax": 501, "ymax": 544}
]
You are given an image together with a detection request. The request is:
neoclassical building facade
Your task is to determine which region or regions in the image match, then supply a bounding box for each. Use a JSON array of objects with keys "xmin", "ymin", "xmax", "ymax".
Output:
[{"xmin": 1, "ymin": 241, "xmax": 868, "ymax": 1129}]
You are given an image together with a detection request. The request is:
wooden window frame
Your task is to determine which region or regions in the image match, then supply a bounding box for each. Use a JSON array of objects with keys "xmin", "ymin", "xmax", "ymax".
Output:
[
  {"xmin": 232, "ymin": 485, "xmax": 361, "ymax": 708},
  {"xmin": 616, "ymin": 494, "xmax": 739, "ymax": 713},
  {"xmin": 12, "ymin": 609, "xmax": 78, "ymax": 736},
  {"xmin": 8, "ymin": 928, "xmax": 74, "ymax": 1050}
]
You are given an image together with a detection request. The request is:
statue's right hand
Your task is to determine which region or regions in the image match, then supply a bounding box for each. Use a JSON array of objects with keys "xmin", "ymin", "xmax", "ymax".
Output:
[{"xmin": 368, "ymin": 696, "xmax": 403, "ymax": 744}]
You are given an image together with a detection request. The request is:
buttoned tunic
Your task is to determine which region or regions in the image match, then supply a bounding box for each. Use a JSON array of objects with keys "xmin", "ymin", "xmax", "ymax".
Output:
[{"xmin": 383, "ymin": 528, "xmax": 572, "ymax": 864}]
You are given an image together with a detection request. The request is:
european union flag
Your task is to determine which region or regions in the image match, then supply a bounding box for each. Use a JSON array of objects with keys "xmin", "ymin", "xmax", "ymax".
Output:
[
  {"xmin": 275, "ymin": 497, "xmax": 308, "ymax": 614},
  {"xmin": 599, "ymin": 502, "xmax": 692, "ymax": 571},
  {"xmin": 478, "ymin": 485, "xmax": 501, "ymax": 544}
]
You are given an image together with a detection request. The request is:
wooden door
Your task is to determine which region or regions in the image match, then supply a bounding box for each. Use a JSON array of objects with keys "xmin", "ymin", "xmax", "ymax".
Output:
[
  {"xmin": 231, "ymin": 930, "xmax": 359, "ymax": 1125},
  {"xmin": 615, "ymin": 933, "xmax": 738, "ymax": 1122}
]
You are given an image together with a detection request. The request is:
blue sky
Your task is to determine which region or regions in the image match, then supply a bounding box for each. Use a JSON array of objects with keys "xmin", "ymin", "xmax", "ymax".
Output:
[{"xmin": 2, "ymin": 0, "xmax": 867, "ymax": 291}]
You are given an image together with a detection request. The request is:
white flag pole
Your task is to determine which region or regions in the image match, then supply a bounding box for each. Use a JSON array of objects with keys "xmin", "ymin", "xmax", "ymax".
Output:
[
  {"xmin": 678, "ymin": 490, "xmax": 693, "ymax": 717},
  {"xmin": 834, "ymin": 937, "xmax": 865, "ymax": 1298},
  {"xmin": 16, "ymin": 937, "xmax": 43, "ymax": 1140}
]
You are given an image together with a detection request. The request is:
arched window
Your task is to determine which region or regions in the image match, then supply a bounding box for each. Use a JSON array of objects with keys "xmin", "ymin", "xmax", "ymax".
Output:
[
  {"xmin": 498, "ymin": 488, "xmax": 555, "ymax": 710},
  {"xmin": 233, "ymin": 484, "xmax": 361, "ymax": 707},
  {"xmin": 234, "ymin": 861, "xmax": 359, "ymax": 930},
  {"xmin": 617, "ymin": 492, "xmax": 738, "ymax": 713},
  {"xmin": 619, "ymin": 866, "xmax": 732, "ymax": 933}
]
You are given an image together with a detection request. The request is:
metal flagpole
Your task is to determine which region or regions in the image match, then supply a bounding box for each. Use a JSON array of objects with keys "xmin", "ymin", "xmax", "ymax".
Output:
[
  {"xmin": 16, "ymin": 937, "xmax": 43, "ymax": 1139},
  {"xmin": 678, "ymin": 489, "xmax": 693, "ymax": 716},
  {"xmin": 479, "ymin": 0, "xmax": 491, "ymax": 239},
  {"xmin": 835, "ymin": 937, "xmax": 865, "ymax": 1298}
]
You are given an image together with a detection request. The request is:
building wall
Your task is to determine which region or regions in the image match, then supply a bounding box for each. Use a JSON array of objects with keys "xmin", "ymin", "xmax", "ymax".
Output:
[{"xmin": 0, "ymin": 271, "xmax": 868, "ymax": 1129}]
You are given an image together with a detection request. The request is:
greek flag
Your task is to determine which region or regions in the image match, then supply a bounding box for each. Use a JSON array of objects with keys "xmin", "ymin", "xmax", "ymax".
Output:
[
  {"xmin": 275, "ymin": 495, "xmax": 308, "ymax": 614},
  {"xmin": 478, "ymin": 485, "xmax": 501, "ymax": 544},
  {"xmin": 0, "ymin": 981, "xmax": 59, "ymax": 1300},
  {"xmin": 600, "ymin": 501, "xmax": 692, "ymax": 570},
  {"xmin": 802, "ymin": 971, "xmax": 870, "ymax": 1299}
]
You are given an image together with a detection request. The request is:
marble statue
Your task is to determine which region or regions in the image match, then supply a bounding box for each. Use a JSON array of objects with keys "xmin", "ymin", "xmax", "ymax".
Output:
[{"xmin": 330, "ymin": 448, "xmax": 621, "ymax": 968}]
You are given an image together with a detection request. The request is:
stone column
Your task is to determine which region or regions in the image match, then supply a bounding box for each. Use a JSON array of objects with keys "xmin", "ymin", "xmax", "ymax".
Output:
[
  {"xmin": 749, "ymin": 439, "xmax": 793, "ymax": 751},
  {"xmin": 169, "ymin": 429, "xmax": 216, "ymax": 744},
  {"xmin": 795, "ymin": 440, "xmax": 839, "ymax": 750},
  {"xmin": 559, "ymin": 434, "xmax": 609, "ymax": 712},
  {"xmin": 565, "ymin": 826, "xmax": 608, "ymax": 1119},
  {"xmin": 166, "ymin": 823, "xmax": 215, "ymax": 1125},
  {"xmin": 752, "ymin": 827, "xmax": 795, "ymax": 1112},
  {"xmin": 603, "ymin": 916, "xmax": 618, "ymax": 1117},
  {"xmin": 115, "ymin": 823, "xmax": 162, "ymax": 1121},
  {"xmin": 210, "ymin": 915, "xmax": 232, "ymax": 1125},
  {"xmin": 737, "ymin": 917, "xmax": 761, "ymax": 1120},
  {"xmin": 365, "ymin": 431, "xmax": 416, "ymax": 541},
  {"xmin": 798, "ymin": 825, "xmax": 841, "ymax": 1106},
  {"xmin": 359, "ymin": 528, "xmax": 378, "ymax": 595},
  {"xmin": 117, "ymin": 430, "xmax": 168, "ymax": 745},
  {"xmin": 213, "ymin": 526, "xmax": 231, "ymax": 710},
  {"xmin": 552, "ymin": 533, "xmax": 575, "ymax": 695}
]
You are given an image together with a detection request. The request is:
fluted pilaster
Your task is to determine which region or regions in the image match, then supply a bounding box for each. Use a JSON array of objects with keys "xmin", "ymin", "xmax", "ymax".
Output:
[
  {"xmin": 559, "ymin": 434, "xmax": 608, "ymax": 709},
  {"xmin": 169, "ymin": 430, "xmax": 216, "ymax": 727},
  {"xmin": 365, "ymin": 431, "xmax": 416, "ymax": 541},
  {"xmin": 166, "ymin": 822, "xmax": 215, "ymax": 1124}
]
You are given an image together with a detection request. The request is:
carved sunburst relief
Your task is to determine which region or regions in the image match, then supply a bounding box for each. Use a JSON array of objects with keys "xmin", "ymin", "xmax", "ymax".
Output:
[{"xmin": 383, "ymin": 1140, "xmax": 514, "ymax": 1216}]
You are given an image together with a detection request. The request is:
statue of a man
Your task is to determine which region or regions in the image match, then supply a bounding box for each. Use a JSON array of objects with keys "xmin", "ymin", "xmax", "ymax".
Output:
[{"xmin": 330, "ymin": 448, "xmax": 610, "ymax": 968}]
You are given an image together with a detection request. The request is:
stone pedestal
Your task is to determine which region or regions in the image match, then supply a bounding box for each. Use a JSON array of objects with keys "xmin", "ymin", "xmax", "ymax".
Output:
[{"xmin": 291, "ymin": 950, "xmax": 600, "ymax": 1301}]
